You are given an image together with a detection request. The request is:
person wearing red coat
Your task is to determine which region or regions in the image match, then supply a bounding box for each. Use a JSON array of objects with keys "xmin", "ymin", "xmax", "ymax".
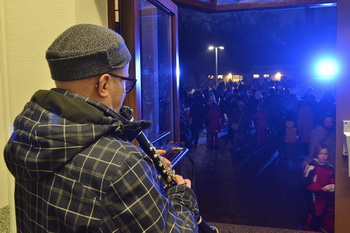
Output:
[
  {"xmin": 303, "ymin": 144, "xmax": 334, "ymax": 232},
  {"xmin": 206, "ymin": 103, "xmax": 225, "ymax": 150},
  {"xmin": 252, "ymin": 104, "xmax": 270, "ymax": 145}
]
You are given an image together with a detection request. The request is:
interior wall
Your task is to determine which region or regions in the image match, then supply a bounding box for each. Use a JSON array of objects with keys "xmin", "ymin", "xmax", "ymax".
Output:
[
  {"xmin": 0, "ymin": 1, "xmax": 13, "ymax": 232},
  {"xmin": 0, "ymin": 1, "xmax": 107, "ymax": 232}
]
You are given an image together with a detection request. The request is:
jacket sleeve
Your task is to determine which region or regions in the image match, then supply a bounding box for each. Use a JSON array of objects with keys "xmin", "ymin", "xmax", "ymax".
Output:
[
  {"xmin": 104, "ymin": 150, "xmax": 198, "ymax": 233},
  {"xmin": 303, "ymin": 164, "xmax": 323, "ymax": 192}
]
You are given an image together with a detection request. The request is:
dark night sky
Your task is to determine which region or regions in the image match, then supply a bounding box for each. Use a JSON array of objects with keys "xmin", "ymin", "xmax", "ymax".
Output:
[{"xmin": 178, "ymin": 6, "xmax": 337, "ymax": 92}]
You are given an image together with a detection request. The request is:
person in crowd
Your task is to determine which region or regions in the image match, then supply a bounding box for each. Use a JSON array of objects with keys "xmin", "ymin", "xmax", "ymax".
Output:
[
  {"xmin": 296, "ymin": 99, "xmax": 315, "ymax": 156},
  {"xmin": 302, "ymin": 89, "xmax": 319, "ymax": 125},
  {"xmin": 301, "ymin": 87, "xmax": 316, "ymax": 101},
  {"xmin": 252, "ymin": 103, "xmax": 270, "ymax": 145},
  {"xmin": 206, "ymin": 101, "xmax": 225, "ymax": 150},
  {"xmin": 284, "ymin": 117, "xmax": 298, "ymax": 160},
  {"xmin": 318, "ymin": 90, "xmax": 336, "ymax": 118},
  {"xmin": 225, "ymin": 89, "xmax": 240, "ymax": 144},
  {"xmin": 280, "ymin": 87, "xmax": 299, "ymax": 121},
  {"xmin": 219, "ymin": 83, "xmax": 233, "ymax": 116},
  {"xmin": 245, "ymin": 88, "xmax": 260, "ymax": 116},
  {"xmin": 189, "ymin": 90, "xmax": 205, "ymax": 148},
  {"xmin": 204, "ymin": 92, "xmax": 217, "ymax": 147},
  {"xmin": 4, "ymin": 24, "xmax": 199, "ymax": 232},
  {"xmin": 227, "ymin": 100, "xmax": 250, "ymax": 149},
  {"xmin": 303, "ymin": 144, "xmax": 335, "ymax": 232},
  {"xmin": 180, "ymin": 104, "xmax": 193, "ymax": 147},
  {"xmin": 263, "ymin": 87, "xmax": 280, "ymax": 136},
  {"xmin": 216, "ymin": 81, "xmax": 226, "ymax": 103},
  {"xmin": 308, "ymin": 113, "xmax": 336, "ymax": 166}
]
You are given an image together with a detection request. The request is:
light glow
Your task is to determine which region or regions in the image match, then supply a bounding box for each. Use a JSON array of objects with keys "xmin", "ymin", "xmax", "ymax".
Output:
[
  {"xmin": 315, "ymin": 58, "xmax": 339, "ymax": 80},
  {"xmin": 274, "ymin": 72, "xmax": 282, "ymax": 81}
]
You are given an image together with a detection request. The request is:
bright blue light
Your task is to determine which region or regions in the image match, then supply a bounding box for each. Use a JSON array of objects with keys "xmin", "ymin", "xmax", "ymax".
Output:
[{"xmin": 314, "ymin": 58, "xmax": 339, "ymax": 80}]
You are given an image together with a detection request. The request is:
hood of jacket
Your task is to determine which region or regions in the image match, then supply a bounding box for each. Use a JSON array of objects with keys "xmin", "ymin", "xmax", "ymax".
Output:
[{"xmin": 4, "ymin": 89, "xmax": 151, "ymax": 182}]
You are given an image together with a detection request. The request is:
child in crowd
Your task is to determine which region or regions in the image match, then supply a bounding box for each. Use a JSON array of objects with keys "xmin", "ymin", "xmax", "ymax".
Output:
[
  {"xmin": 303, "ymin": 144, "xmax": 335, "ymax": 232},
  {"xmin": 206, "ymin": 102, "xmax": 225, "ymax": 150}
]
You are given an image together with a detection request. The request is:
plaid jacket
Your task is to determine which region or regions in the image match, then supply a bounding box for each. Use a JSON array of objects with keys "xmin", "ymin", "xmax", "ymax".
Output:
[{"xmin": 4, "ymin": 89, "xmax": 199, "ymax": 233}]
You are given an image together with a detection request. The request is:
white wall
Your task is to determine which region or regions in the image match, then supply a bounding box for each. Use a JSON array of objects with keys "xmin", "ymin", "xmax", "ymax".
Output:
[{"xmin": 0, "ymin": 1, "xmax": 108, "ymax": 232}]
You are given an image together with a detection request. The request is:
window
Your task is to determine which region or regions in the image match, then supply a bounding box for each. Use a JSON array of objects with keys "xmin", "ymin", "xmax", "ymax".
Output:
[{"xmin": 139, "ymin": 0, "xmax": 175, "ymax": 142}]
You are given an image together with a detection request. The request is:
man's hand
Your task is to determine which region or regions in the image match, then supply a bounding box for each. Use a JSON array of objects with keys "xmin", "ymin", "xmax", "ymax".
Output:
[
  {"xmin": 174, "ymin": 175, "xmax": 192, "ymax": 189},
  {"xmin": 157, "ymin": 149, "xmax": 172, "ymax": 168},
  {"xmin": 156, "ymin": 149, "xmax": 191, "ymax": 188}
]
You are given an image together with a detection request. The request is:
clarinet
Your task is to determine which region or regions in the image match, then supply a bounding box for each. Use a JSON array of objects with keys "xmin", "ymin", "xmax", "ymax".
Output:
[
  {"xmin": 135, "ymin": 131, "xmax": 218, "ymax": 233},
  {"xmin": 119, "ymin": 108, "xmax": 218, "ymax": 233}
]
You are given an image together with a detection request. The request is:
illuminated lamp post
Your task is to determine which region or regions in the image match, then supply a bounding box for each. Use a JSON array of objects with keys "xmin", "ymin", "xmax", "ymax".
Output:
[{"xmin": 208, "ymin": 45, "xmax": 224, "ymax": 87}]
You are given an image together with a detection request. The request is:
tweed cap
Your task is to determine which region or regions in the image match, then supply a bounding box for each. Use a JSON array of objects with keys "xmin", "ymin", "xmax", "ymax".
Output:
[{"xmin": 46, "ymin": 24, "xmax": 131, "ymax": 81}]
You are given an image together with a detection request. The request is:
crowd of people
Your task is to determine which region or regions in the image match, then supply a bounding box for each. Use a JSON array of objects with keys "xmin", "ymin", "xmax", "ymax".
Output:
[
  {"xmin": 181, "ymin": 80, "xmax": 335, "ymax": 155},
  {"xmin": 180, "ymin": 80, "xmax": 336, "ymax": 232}
]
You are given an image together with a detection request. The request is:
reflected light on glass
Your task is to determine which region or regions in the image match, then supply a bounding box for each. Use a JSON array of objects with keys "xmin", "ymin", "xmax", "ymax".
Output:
[
  {"xmin": 274, "ymin": 72, "xmax": 282, "ymax": 81},
  {"xmin": 315, "ymin": 58, "xmax": 339, "ymax": 80}
]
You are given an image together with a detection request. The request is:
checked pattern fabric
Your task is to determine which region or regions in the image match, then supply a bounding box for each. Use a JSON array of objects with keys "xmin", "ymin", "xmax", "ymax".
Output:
[{"xmin": 4, "ymin": 88, "xmax": 199, "ymax": 233}]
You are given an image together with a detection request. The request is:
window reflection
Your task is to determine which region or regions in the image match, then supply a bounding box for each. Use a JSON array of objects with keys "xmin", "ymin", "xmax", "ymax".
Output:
[{"xmin": 139, "ymin": 0, "xmax": 174, "ymax": 143}]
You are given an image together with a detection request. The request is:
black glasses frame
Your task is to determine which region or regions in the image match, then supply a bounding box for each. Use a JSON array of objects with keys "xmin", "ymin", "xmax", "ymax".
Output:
[{"xmin": 108, "ymin": 73, "xmax": 137, "ymax": 93}]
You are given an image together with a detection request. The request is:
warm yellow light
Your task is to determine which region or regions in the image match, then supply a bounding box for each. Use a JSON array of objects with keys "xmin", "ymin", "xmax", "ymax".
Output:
[
  {"xmin": 232, "ymin": 75, "xmax": 242, "ymax": 82},
  {"xmin": 208, "ymin": 46, "xmax": 214, "ymax": 50},
  {"xmin": 224, "ymin": 73, "xmax": 233, "ymax": 81},
  {"xmin": 263, "ymin": 74, "xmax": 270, "ymax": 78},
  {"xmin": 218, "ymin": 75, "xmax": 223, "ymax": 79},
  {"xmin": 274, "ymin": 72, "xmax": 282, "ymax": 81},
  {"xmin": 253, "ymin": 74, "xmax": 260, "ymax": 79}
]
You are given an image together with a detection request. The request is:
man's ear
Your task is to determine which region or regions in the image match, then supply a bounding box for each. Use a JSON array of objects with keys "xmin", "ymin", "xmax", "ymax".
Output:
[{"xmin": 96, "ymin": 74, "xmax": 110, "ymax": 98}]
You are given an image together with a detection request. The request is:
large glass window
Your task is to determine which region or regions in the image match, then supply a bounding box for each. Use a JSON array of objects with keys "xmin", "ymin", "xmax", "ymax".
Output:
[{"xmin": 139, "ymin": 0, "xmax": 174, "ymax": 142}]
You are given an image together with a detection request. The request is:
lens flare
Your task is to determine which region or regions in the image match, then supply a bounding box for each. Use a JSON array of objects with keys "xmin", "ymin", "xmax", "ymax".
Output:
[{"xmin": 314, "ymin": 58, "xmax": 339, "ymax": 80}]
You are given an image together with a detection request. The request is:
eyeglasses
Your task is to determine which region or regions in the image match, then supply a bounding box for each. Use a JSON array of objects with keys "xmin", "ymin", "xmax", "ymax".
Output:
[{"xmin": 108, "ymin": 73, "xmax": 137, "ymax": 93}]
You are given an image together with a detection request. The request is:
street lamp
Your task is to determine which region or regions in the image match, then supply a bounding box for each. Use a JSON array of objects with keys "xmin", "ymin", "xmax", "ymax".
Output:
[{"xmin": 208, "ymin": 45, "xmax": 224, "ymax": 87}]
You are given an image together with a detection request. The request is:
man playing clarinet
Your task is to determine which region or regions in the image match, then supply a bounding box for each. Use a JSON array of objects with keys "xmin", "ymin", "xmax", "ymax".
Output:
[{"xmin": 4, "ymin": 24, "xmax": 201, "ymax": 233}]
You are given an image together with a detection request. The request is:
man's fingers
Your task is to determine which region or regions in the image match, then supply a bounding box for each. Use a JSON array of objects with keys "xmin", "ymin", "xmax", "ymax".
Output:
[
  {"xmin": 161, "ymin": 157, "xmax": 172, "ymax": 168},
  {"xmin": 174, "ymin": 175, "xmax": 191, "ymax": 188},
  {"xmin": 156, "ymin": 149, "xmax": 166, "ymax": 155},
  {"xmin": 184, "ymin": 179, "xmax": 191, "ymax": 188}
]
